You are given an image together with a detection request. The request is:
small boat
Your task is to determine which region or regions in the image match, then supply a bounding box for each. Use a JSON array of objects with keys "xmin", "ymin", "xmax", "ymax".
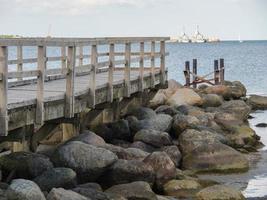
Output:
[
  {"xmin": 238, "ymin": 34, "xmax": 243, "ymax": 43},
  {"xmin": 179, "ymin": 27, "xmax": 191, "ymax": 43}
]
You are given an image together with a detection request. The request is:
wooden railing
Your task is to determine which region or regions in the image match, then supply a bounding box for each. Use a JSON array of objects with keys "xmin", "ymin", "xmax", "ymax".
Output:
[{"xmin": 0, "ymin": 37, "xmax": 169, "ymax": 135}]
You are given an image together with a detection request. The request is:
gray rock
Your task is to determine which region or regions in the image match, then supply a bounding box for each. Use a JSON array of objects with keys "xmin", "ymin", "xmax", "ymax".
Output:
[
  {"xmin": 51, "ymin": 141, "xmax": 118, "ymax": 182},
  {"xmin": 256, "ymin": 123, "xmax": 267, "ymax": 127},
  {"xmin": 155, "ymin": 105, "xmax": 180, "ymax": 116},
  {"xmin": 143, "ymin": 152, "xmax": 176, "ymax": 189},
  {"xmin": 33, "ymin": 168, "xmax": 77, "ymax": 192},
  {"xmin": 229, "ymin": 81, "xmax": 247, "ymax": 99},
  {"xmin": 105, "ymin": 181, "xmax": 157, "ymax": 200},
  {"xmin": 202, "ymin": 94, "xmax": 223, "ymax": 108},
  {"xmin": 103, "ymin": 159, "xmax": 155, "ymax": 186},
  {"xmin": 161, "ymin": 146, "xmax": 182, "ymax": 167},
  {"xmin": 108, "ymin": 119, "xmax": 132, "ymax": 141},
  {"xmin": 247, "ymin": 95, "xmax": 267, "ymax": 110},
  {"xmin": 128, "ymin": 114, "xmax": 173, "ymax": 133},
  {"xmin": 68, "ymin": 130, "xmax": 106, "ymax": 146},
  {"xmin": 101, "ymin": 144, "xmax": 149, "ymax": 161},
  {"xmin": 47, "ymin": 188, "xmax": 89, "ymax": 200},
  {"xmin": 0, "ymin": 152, "xmax": 53, "ymax": 179},
  {"xmin": 92, "ymin": 124, "xmax": 113, "ymax": 142},
  {"xmin": 172, "ymin": 114, "xmax": 200, "ymax": 136},
  {"xmin": 7, "ymin": 179, "xmax": 45, "ymax": 200},
  {"xmin": 126, "ymin": 107, "xmax": 157, "ymax": 120},
  {"xmin": 130, "ymin": 141, "xmax": 156, "ymax": 153},
  {"xmin": 134, "ymin": 129, "xmax": 172, "ymax": 148}
]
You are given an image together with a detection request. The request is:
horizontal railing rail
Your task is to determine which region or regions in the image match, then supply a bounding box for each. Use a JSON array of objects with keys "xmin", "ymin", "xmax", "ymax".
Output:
[{"xmin": 0, "ymin": 37, "xmax": 169, "ymax": 136}]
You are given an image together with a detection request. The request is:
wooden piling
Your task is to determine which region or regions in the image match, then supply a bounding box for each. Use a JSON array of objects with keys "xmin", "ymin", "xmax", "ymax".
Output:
[
  {"xmin": 89, "ymin": 45, "xmax": 97, "ymax": 108},
  {"xmin": 139, "ymin": 42, "xmax": 144, "ymax": 92},
  {"xmin": 220, "ymin": 58, "xmax": 225, "ymax": 84},
  {"xmin": 124, "ymin": 42, "xmax": 131, "ymax": 97},
  {"xmin": 193, "ymin": 59, "xmax": 197, "ymax": 88},
  {"xmin": 184, "ymin": 61, "xmax": 190, "ymax": 87},
  {"xmin": 17, "ymin": 46, "xmax": 23, "ymax": 81},
  {"xmin": 160, "ymin": 41, "xmax": 166, "ymax": 85},
  {"xmin": 108, "ymin": 43, "xmax": 115, "ymax": 102},
  {"xmin": 214, "ymin": 60, "xmax": 220, "ymax": 85},
  {"xmin": 0, "ymin": 46, "xmax": 8, "ymax": 136},
  {"xmin": 151, "ymin": 41, "xmax": 155, "ymax": 88}
]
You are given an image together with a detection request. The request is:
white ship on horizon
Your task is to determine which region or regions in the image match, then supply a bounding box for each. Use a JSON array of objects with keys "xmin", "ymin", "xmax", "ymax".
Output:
[
  {"xmin": 191, "ymin": 25, "xmax": 206, "ymax": 43},
  {"xmin": 179, "ymin": 27, "xmax": 191, "ymax": 43}
]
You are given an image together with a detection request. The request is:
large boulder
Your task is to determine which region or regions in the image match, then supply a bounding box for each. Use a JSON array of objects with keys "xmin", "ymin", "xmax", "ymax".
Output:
[
  {"xmin": 134, "ymin": 129, "xmax": 172, "ymax": 148},
  {"xmin": 247, "ymin": 95, "xmax": 267, "ymax": 110},
  {"xmin": 33, "ymin": 168, "xmax": 77, "ymax": 192},
  {"xmin": 177, "ymin": 105, "xmax": 205, "ymax": 117},
  {"xmin": 219, "ymin": 100, "xmax": 251, "ymax": 121},
  {"xmin": 167, "ymin": 88, "xmax": 203, "ymax": 107},
  {"xmin": 105, "ymin": 181, "xmax": 157, "ymax": 200},
  {"xmin": 214, "ymin": 112, "xmax": 243, "ymax": 129},
  {"xmin": 155, "ymin": 105, "xmax": 180, "ymax": 117},
  {"xmin": 149, "ymin": 89, "xmax": 168, "ymax": 107},
  {"xmin": 0, "ymin": 152, "xmax": 53, "ymax": 179},
  {"xmin": 182, "ymin": 141, "xmax": 249, "ymax": 172},
  {"xmin": 101, "ymin": 144, "xmax": 149, "ymax": 161},
  {"xmin": 51, "ymin": 141, "xmax": 118, "ymax": 182},
  {"xmin": 126, "ymin": 107, "xmax": 157, "ymax": 120},
  {"xmin": 102, "ymin": 159, "xmax": 155, "ymax": 186},
  {"xmin": 161, "ymin": 146, "xmax": 182, "ymax": 167},
  {"xmin": 196, "ymin": 185, "xmax": 245, "ymax": 200},
  {"xmin": 6, "ymin": 179, "xmax": 46, "ymax": 200},
  {"xmin": 127, "ymin": 114, "xmax": 173, "ymax": 133},
  {"xmin": 203, "ymin": 85, "xmax": 232, "ymax": 100},
  {"xmin": 68, "ymin": 130, "xmax": 106, "ymax": 146},
  {"xmin": 227, "ymin": 81, "xmax": 247, "ymax": 99},
  {"xmin": 108, "ymin": 119, "xmax": 132, "ymax": 141},
  {"xmin": 172, "ymin": 114, "xmax": 200, "ymax": 136},
  {"xmin": 47, "ymin": 188, "xmax": 88, "ymax": 200},
  {"xmin": 92, "ymin": 124, "xmax": 113, "ymax": 142},
  {"xmin": 143, "ymin": 152, "xmax": 176, "ymax": 189},
  {"xmin": 163, "ymin": 179, "xmax": 201, "ymax": 199},
  {"xmin": 201, "ymin": 94, "xmax": 223, "ymax": 108}
]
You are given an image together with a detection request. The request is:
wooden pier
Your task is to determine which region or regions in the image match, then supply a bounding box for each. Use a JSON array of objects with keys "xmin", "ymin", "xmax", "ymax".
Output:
[{"xmin": 0, "ymin": 37, "xmax": 169, "ymax": 139}]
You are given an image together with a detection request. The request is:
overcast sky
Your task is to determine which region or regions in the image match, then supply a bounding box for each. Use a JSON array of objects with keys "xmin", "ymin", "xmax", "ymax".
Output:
[{"xmin": 0, "ymin": 0, "xmax": 266, "ymax": 40}]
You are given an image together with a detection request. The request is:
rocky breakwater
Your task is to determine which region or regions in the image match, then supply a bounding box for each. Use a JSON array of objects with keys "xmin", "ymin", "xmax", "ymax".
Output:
[{"xmin": 0, "ymin": 79, "xmax": 266, "ymax": 200}]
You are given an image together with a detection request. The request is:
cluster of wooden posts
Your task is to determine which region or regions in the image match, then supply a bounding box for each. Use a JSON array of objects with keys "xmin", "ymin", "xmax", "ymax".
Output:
[
  {"xmin": 0, "ymin": 37, "xmax": 169, "ymax": 136},
  {"xmin": 184, "ymin": 58, "xmax": 225, "ymax": 88}
]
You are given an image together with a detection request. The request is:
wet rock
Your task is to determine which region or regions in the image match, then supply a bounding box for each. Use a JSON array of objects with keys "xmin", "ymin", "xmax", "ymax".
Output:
[
  {"xmin": 182, "ymin": 141, "xmax": 249, "ymax": 173},
  {"xmin": 47, "ymin": 188, "xmax": 88, "ymax": 200},
  {"xmin": 33, "ymin": 168, "xmax": 77, "ymax": 192},
  {"xmin": 128, "ymin": 114, "xmax": 173, "ymax": 133},
  {"xmin": 203, "ymin": 85, "xmax": 232, "ymax": 100},
  {"xmin": 161, "ymin": 145, "xmax": 182, "ymax": 167},
  {"xmin": 247, "ymin": 95, "xmax": 267, "ymax": 110},
  {"xmin": 101, "ymin": 144, "xmax": 149, "ymax": 161},
  {"xmin": 126, "ymin": 107, "xmax": 157, "ymax": 120},
  {"xmin": 196, "ymin": 184, "xmax": 245, "ymax": 200},
  {"xmin": 256, "ymin": 123, "xmax": 267, "ymax": 127},
  {"xmin": 51, "ymin": 141, "xmax": 118, "ymax": 182},
  {"xmin": 167, "ymin": 88, "xmax": 203, "ymax": 107},
  {"xmin": 155, "ymin": 105, "xmax": 180, "ymax": 116},
  {"xmin": 108, "ymin": 119, "xmax": 132, "ymax": 141},
  {"xmin": 103, "ymin": 159, "xmax": 155, "ymax": 186},
  {"xmin": 7, "ymin": 179, "xmax": 46, "ymax": 200},
  {"xmin": 163, "ymin": 179, "xmax": 201, "ymax": 199},
  {"xmin": 143, "ymin": 152, "xmax": 176, "ymax": 189},
  {"xmin": 130, "ymin": 141, "xmax": 156, "ymax": 153},
  {"xmin": 0, "ymin": 152, "xmax": 53, "ymax": 179},
  {"xmin": 134, "ymin": 129, "xmax": 172, "ymax": 148},
  {"xmin": 68, "ymin": 130, "xmax": 106, "ymax": 146},
  {"xmin": 201, "ymin": 94, "xmax": 223, "ymax": 108},
  {"xmin": 105, "ymin": 181, "xmax": 157, "ymax": 200},
  {"xmin": 172, "ymin": 114, "xmax": 200, "ymax": 136},
  {"xmin": 219, "ymin": 100, "xmax": 251, "ymax": 120}
]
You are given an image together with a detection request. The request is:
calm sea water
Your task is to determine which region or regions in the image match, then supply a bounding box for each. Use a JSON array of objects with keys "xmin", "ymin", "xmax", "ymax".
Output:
[{"xmin": 168, "ymin": 41, "xmax": 267, "ymax": 198}]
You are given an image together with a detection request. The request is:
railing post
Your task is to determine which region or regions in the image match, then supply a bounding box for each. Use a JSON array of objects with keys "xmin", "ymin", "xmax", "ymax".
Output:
[
  {"xmin": 160, "ymin": 41, "xmax": 166, "ymax": 85},
  {"xmin": 184, "ymin": 61, "xmax": 190, "ymax": 87},
  {"xmin": 108, "ymin": 43, "xmax": 115, "ymax": 102},
  {"xmin": 214, "ymin": 60, "xmax": 220, "ymax": 85},
  {"xmin": 151, "ymin": 41, "xmax": 155, "ymax": 88},
  {"xmin": 139, "ymin": 42, "xmax": 144, "ymax": 92},
  {"xmin": 220, "ymin": 58, "xmax": 225, "ymax": 84},
  {"xmin": 193, "ymin": 59, "xmax": 197, "ymax": 88},
  {"xmin": 89, "ymin": 45, "xmax": 97, "ymax": 108},
  {"xmin": 36, "ymin": 46, "xmax": 46, "ymax": 126},
  {"xmin": 124, "ymin": 42, "xmax": 131, "ymax": 97},
  {"xmin": 61, "ymin": 46, "xmax": 66, "ymax": 72},
  {"xmin": 79, "ymin": 45, "xmax": 83, "ymax": 66},
  {"xmin": 65, "ymin": 46, "xmax": 76, "ymax": 118},
  {"xmin": 17, "ymin": 45, "xmax": 23, "ymax": 81},
  {"xmin": 0, "ymin": 46, "xmax": 8, "ymax": 136}
]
